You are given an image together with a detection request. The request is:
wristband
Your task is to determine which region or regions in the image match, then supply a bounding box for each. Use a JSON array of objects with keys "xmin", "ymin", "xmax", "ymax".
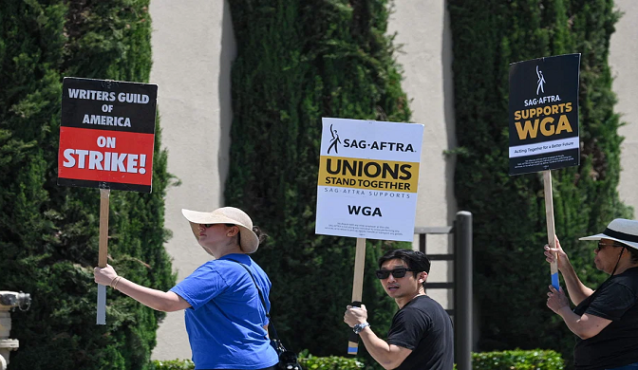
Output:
[{"xmin": 353, "ymin": 322, "xmax": 370, "ymax": 334}]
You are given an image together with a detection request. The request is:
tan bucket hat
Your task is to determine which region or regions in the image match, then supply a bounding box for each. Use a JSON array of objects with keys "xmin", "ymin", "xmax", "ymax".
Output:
[
  {"xmin": 579, "ymin": 218, "xmax": 638, "ymax": 250},
  {"xmin": 182, "ymin": 207, "xmax": 260, "ymax": 254}
]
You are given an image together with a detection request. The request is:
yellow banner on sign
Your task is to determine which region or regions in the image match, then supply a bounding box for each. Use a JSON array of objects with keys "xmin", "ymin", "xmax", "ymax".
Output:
[{"xmin": 318, "ymin": 156, "xmax": 419, "ymax": 193}]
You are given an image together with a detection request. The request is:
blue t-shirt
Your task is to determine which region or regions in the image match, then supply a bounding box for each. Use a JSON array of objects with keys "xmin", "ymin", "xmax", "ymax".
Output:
[{"xmin": 170, "ymin": 254, "xmax": 279, "ymax": 370}]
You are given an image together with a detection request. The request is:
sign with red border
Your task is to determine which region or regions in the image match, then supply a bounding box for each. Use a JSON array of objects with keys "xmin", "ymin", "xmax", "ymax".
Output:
[{"xmin": 58, "ymin": 77, "xmax": 158, "ymax": 193}]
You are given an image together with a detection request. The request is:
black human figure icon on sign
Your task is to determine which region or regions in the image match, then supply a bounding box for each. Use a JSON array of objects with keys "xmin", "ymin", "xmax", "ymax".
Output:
[{"xmin": 327, "ymin": 124, "xmax": 341, "ymax": 154}]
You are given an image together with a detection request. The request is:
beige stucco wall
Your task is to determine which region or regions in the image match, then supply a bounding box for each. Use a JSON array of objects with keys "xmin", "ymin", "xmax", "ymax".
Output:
[
  {"xmin": 149, "ymin": 0, "xmax": 236, "ymax": 361},
  {"xmin": 387, "ymin": 1, "xmax": 457, "ymax": 310},
  {"xmin": 611, "ymin": 0, "xmax": 638, "ymax": 214}
]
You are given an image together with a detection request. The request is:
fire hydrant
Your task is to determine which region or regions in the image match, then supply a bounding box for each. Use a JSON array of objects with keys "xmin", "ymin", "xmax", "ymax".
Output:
[{"xmin": 0, "ymin": 291, "xmax": 31, "ymax": 370}]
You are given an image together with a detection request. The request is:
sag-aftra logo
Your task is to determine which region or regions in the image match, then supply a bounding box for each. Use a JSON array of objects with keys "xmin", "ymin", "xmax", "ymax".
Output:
[{"xmin": 327, "ymin": 123, "xmax": 416, "ymax": 154}]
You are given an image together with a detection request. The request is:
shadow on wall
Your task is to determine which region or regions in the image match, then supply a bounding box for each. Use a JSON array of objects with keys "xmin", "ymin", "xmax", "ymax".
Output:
[
  {"xmin": 442, "ymin": 2, "xmax": 457, "ymax": 227},
  {"xmin": 217, "ymin": 0, "xmax": 237, "ymax": 205},
  {"xmin": 440, "ymin": 4, "xmax": 465, "ymax": 343}
]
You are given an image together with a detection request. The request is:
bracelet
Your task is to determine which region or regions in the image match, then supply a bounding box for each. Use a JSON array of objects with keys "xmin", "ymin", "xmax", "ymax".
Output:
[
  {"xmin": 110, "ymin": 276, "xmax": 123, "ymax": 289},
  {"xmin": 109, "ymin": 276, "xmax": 118, "ymax": 288},
  {"xmin": 112, "ymin": 277, "xmax": 123, "ymax": 290},
  {"xmin": 353, "ymin": 322, "xmax": 370, "ymax": 334}
]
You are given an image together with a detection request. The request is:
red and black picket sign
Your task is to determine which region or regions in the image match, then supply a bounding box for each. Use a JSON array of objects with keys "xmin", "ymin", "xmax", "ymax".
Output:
[{"xmin": 58, "ymin": 77, "xmax": 158, "ymax": 193}]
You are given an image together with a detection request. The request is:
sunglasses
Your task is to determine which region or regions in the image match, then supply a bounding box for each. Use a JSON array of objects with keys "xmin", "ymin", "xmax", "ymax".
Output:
[
  {"xmin": 202, "ymin": 223, "xmax": 237, "ymax": 228},
  {"xmin": 375, "ymin": 268, "xmax": 413, "ymax": 280},
  {"xmin": 596, "ymin": 241, "xmax": 620, "ymax": 252}
]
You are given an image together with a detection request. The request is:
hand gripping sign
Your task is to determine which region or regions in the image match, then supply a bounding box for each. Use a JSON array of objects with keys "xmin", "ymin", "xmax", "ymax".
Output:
[
  {"xmin": 316, "ymin": 117, "xmax": 424, "ymax": 355},
  {"xmin": 508, "ymin": 54, "xmax": 581, "ymax": 291},
  {"xmin": 58, "ymin": 77, "xmax": 158, "ymax": 325}
]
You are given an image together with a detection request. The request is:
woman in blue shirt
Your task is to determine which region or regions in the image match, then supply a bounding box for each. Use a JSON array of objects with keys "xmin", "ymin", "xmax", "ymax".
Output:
[{"xmin": 94, "ymin": 207, "xmax": 279, "ymax": 370}]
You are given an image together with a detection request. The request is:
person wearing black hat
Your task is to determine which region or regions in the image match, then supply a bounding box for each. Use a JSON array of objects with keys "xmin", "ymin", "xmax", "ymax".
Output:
[
  {"xmin": 344, "ymin": 249, "xmax": 454, "ymax": 370},
  {"xmin": 94, "ymin": 207, "xmax": 278, "ymax": 370},
  {"xmin": 545, "ymin": 219, "xmax": 638, "ymax": 370}
]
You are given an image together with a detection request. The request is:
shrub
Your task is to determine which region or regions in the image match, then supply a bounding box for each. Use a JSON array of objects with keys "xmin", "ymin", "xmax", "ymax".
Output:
[
  {"xmin": 299, "ymin": 351, "xmax": 365, "ymax": 370},
  {"xmin": 472, "ymin": 349, "xmax": 564, "ymax": 370},
  {"xmin": 149, "ymin": 354, "xmax": 364, "ymax": 370},
  {"xmin": 149, "ymin": 359, "xmax": 195, "ymax": 370},
  {"xmin": 149, "ymin": 350, "xmax": 562, "ymax": 370}
]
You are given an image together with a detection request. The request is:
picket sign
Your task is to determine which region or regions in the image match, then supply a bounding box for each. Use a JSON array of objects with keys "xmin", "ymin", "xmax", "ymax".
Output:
[
  {"xmin": 314, "ymin": 117, "xmax": 424, "ymax": 354},
  {"xmin": 508, "ymin": 54, "xmax": 580, "ymax": 291},
  {"xmin": 58, "ymin": 77, "xmax": 157, "ymax": 325}
]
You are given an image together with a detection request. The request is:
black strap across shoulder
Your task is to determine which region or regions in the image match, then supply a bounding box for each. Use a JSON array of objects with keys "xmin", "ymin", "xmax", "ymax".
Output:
[{"xmin": 226, "ymin": 259, "xmax": 280, "ymax": 340}]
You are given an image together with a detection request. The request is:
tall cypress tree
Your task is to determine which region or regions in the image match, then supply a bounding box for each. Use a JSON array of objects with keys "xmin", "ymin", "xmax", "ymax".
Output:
[
  {"xmin": 0, "ymin": 2, "xmax": 174, "ymax": 369},
  {"xmin": 448, "ymin": 0, "xmax": 631, "ymax": 362},
  {"xmin": 226, "ymin": 0, "xmax": 411, "ymax": 357}
]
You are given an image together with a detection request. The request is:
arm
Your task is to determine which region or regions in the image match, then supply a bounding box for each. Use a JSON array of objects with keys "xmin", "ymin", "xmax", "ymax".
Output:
[
  {"xmin": 556, "ymin": 308, "xmax": 612, "ymax": 340},
  {"xmin": 547, "ymin": 285, "xmax": 611, "ymax": 339},
  {"xmin": 114, "ymin": 277, "xmax": 191, "ymax": 312},
  {"xmin": 344, "ymin": 305, "xmax": 412, "ymax": 370},
  {"xmin": 357, "ymin": 327, "xmax": 412, "ymax": 370},
  {"xmin": 558, "ymin": 263, "xmax": 594, "ymax": 306},
  {"xmin": 544, "ymin": 237, "xmax": 594, "ymax": 305},
  {"xmin": 94, "ymin": 265, "xmax": 190, "ymax": 312}
]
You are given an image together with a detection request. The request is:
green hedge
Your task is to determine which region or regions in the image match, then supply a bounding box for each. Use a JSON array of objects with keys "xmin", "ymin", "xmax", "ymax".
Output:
[
  {"xmin": 471, "ymin": 349, "xmax": 563, "ymax": 370},
  {"xmin": 149, "ymin": 349, "xmax": 562, "ymax": 370},
  {"xmin": 149, "ymin": 354, "xmax": 364, "ymax": 370},
  {"xmin": 299, "ymin": 351, "xmax": 364, "ymax": 370},
  {"xmin": 149, "ymin": 359, "xmax": 195, "ymax": 370}
]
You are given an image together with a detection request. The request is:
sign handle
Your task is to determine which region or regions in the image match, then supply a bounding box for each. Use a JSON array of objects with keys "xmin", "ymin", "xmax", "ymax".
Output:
[
  {"xmin": 543, "ymin": 171, "xmax": 560, "ymax": 290},
  {"xmin": 97, "ymin": 189, "xmax": 110, "ymax": 325},
  {"xmin": 348, "ymin": 238, "xmax": 366, "ymax": 355}
]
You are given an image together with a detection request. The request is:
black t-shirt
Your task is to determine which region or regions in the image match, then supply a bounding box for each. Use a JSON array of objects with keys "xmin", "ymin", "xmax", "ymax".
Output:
[
  {"xmin": 573, "ymin": 267, "xmax": 638, "ymax": 370},
  {"xmin": 386, "ymin": 295, "xmax": 454, "ymax": 370}
]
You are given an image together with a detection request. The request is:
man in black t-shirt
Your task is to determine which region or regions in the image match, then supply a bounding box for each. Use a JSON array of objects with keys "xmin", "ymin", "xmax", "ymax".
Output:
[
  {"xmin": 545, "ymin": 219, "xmax": 638, "ymax": 369},
  {"xmin": 344, "ymin": 249, "xmax": 454, "ymax": 370}
]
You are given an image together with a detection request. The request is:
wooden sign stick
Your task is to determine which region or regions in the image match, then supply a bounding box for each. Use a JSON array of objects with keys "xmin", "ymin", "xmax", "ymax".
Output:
[
  {"xmin": 347, "ymin": 237, "xmax": 367, "ymax": 355},
  {"xmin": 96, "ymin": 189, "xmax": 110, "ymax": 325},
  {"xmin": 543, "ymin": 171, "xmax": 560, "ymax": 290}
]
